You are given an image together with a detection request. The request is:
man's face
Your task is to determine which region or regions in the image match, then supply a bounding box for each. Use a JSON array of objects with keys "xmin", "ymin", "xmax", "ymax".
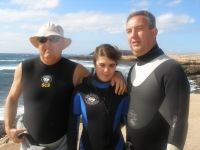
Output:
[
  {"xmin": 126, "ymin": 15, "xmax": 157, "ymax": 57},
  {"xmin": 37, "ymin": 36, "xmax": 64, "ymax": 63}
]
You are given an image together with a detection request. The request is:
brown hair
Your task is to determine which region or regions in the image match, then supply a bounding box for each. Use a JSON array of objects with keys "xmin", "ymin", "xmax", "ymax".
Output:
[{"xmin": 93, "ymin": 44, "xmax": 121, "ymax": 65}]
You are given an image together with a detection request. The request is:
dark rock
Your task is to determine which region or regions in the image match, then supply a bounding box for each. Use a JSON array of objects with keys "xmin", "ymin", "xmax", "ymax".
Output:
[
  {"xmin": 191, "ymin": 88, "xmax": 200, "ymax": 94},
  {"xmin": 0, "ymin": 121, "xmax": 6, "ymax": 139},
  {"xmin": 184, "ymin": 65, "xmax": 200, "ymax": 75},
  {"xmin": 182, "ymin": 63, "xmax": 200, "ymax": 90}
]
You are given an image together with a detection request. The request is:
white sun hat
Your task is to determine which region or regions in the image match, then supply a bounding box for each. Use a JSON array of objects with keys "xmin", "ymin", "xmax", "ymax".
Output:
[{"xmin": 30, "ymin": 23, "xmax": 71, "ymax": 50}]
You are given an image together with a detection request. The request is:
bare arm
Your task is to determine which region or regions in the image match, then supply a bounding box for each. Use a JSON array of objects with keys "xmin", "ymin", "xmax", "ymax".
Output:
[
  {"xmin": 110, "ymin": 71, "xmax": 126, "ymax": 95},
  {"xmin": 4, "ymin": 63, "xmax": 25, "ymax": 143},
  {"xmin": 73, "ymin": 64, "xmax": 89, "ymax": 87}
]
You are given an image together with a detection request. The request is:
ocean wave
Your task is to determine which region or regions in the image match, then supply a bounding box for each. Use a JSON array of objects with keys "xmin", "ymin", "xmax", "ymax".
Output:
[
  {"xmin": 70, "ymin": 59, "xmax": 92, "ymax": 63},
  {"xmin": 190, "ymin": 80, "xmax": 200, "ymax": 91},
  {"xmin": 0, "ymin": 66, "xmax": 16, "ymax": 71},
  {"xmin": 0, "ymin": 105, "xmax": 24, "ymax": 121},
  {"xmin": 0, "ymin": 59, "xmax": 23, "ymax": 62}
]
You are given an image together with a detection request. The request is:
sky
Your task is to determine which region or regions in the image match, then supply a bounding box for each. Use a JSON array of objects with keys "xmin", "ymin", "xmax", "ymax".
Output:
[{"xmin": 0, "ymin": 0, "xmax": 199, "ymax": 55}]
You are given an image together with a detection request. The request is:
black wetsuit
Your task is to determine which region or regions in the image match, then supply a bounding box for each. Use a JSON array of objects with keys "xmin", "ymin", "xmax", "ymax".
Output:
[
  {"xmin": 126, "ymin": 44, "xmax": 190, "ymax": 150},
  {"xmin": 22, "ymin": 57, "xmax": 77, "ymax": 144},
  {"xmin": 73, "ymin": 75, "xmax": 128, "ymax": 150}
]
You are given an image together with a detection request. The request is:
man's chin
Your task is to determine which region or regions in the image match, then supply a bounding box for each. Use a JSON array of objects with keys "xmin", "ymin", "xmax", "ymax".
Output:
[{"xmin": 132, "ymin": 49, "xmax": 141, "ymax": 56}]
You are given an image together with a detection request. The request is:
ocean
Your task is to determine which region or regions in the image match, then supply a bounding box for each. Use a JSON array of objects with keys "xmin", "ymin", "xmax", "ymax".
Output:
[{"xmin": 0, "ymin": 53, "xmax": 199, "ymax": 120}]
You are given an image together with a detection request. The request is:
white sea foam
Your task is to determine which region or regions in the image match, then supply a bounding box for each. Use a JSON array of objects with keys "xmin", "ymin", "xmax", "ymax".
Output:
[
  {"xmin": 0, "ymin": 60, "xmax": 21, "ymax": 62},
  {"xmin": 190, "ymin": 80, "xmax": 200, "ymax": 91},
  {"xmin": 0, "ymin": 66, "xmax": 16, "ymax": 71},
  {"xmin": 70, "ymin": 59, "xmax": 94, "ymax": 68},
  {"xmin": 0, "ymin": 105, "xmax": 24, "ymax": 121}
]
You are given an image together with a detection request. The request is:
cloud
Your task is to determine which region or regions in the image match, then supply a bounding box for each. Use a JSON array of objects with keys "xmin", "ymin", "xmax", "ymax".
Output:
[
  {"xmin": 0, "ymin": 9, "xmax": 126, "ymax": 34},
  {"xmin": 0, "ymin": 9, "xmax": 50, "ymax": 22},
  {"xmin": 1, "ymin": 7, "xmax": 196, "ymax": 36},
  {"xmin": 168, "ymin": 0, "xmax": 182, "ymax": 7},
  {"xmin": 10, "ymin": 0, "xmax": 59, "ymax": 10},
  {"xmin": 157, "ymin": 13, "xmax": 195, "ymax": 34},
  {"xmin": 56, "ymin": 12, "xmax": 126, "ymax": 34}
]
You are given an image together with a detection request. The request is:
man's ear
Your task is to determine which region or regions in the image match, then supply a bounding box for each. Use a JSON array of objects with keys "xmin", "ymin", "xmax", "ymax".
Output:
[{"xmin": 152, "ymin": 28, "xmax": 158, "ymax": 38}]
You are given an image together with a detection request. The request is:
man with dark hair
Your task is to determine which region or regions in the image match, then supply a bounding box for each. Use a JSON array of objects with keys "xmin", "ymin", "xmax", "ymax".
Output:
[{"xmin": 126, "ymin": 10, "xmax": 190, "ymax": 150}]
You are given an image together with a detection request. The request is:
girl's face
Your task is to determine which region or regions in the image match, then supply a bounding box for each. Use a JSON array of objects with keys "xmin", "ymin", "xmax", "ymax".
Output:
[{"xmin": 95, "ymin": 56, "xmax": 117, "ymax": 82}]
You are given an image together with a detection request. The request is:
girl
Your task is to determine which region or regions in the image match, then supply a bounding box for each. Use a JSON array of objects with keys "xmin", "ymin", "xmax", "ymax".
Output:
[{"xmin": 73, "ymin": 44, "xmax": 128, "ymax": 150}]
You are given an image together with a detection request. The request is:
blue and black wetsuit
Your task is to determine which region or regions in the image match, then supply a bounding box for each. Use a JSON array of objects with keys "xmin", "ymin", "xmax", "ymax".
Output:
[
  {"xmin": 126, "ymin": 44, "xmax": 190, "ymax": 150},
  {"xmin": 73, "ymin": 75, "xmax": 128, "ymax": 150}
]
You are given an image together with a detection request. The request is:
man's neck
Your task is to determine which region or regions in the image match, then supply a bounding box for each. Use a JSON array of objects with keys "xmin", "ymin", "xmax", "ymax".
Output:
[
  {"xmin": 40, "ymin": 56, "xmax": 62, "ymax": 65},
  {"xmin": 137, "ymin": 44, "xmax": 164, "ymax": 65}
]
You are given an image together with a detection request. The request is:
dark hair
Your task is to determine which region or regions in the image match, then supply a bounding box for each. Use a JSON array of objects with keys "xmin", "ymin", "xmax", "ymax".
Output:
[
  {"xmin": 93, "ymin": 44, "xmax": 121, "ymax": 65},
  {"xmin": 126, "ymin": 10, "xmax": 156, "ymax": 29}
]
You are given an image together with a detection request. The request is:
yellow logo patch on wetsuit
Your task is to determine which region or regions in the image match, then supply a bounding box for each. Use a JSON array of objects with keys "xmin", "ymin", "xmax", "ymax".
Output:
[{"xmin": 41, "ymin": 75, "xmax": 52, "ymax": 88}]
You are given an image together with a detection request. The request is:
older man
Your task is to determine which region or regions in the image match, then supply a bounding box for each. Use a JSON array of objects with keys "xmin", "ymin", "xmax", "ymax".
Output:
[{"xmin": 4, "ymin": 23, "xmax": 125, "ymax": 150}]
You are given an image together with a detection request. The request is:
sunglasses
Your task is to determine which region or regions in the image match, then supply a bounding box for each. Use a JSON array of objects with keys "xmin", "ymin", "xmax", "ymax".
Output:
[{"xmin": 37, "ymin": 36, "xmax": 61, "ymax": 43}]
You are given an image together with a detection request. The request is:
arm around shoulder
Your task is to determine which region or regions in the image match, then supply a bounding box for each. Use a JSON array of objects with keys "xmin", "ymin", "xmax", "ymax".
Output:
[
  {"xmin": 73, "ymin": 64, "xmax": 89, "ymax": 87},
  {"xmin": 111, "ymin": 71, "xmax": 127, "ymax": 95}
]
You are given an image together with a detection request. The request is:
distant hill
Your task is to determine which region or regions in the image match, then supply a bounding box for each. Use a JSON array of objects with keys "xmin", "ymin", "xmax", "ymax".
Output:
[
  {"xmin": 89, "ymin": 49, "xmax": 132, "ymax": 56},
  {"xmin": 64, "ymin": 50, "xmax": 136, "ymax": 61}
]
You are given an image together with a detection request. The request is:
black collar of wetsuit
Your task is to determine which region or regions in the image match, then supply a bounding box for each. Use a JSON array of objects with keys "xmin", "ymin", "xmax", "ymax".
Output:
[
  {"xmin": 38, "ymin": 57, "xmax": 64, "ymax": 68},
  {"xmin": 137, "ymin": 44, "xmax": 164, "ymax": 66},
  {"xmin": 92, "ymin": 74, "xmax": 111, "ymax": 89}
]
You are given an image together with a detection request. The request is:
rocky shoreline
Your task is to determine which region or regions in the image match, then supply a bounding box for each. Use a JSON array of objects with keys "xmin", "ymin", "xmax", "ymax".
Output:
[{"xmin": 170, "ymin": 54, "xmax": 200, "ymax": 93}]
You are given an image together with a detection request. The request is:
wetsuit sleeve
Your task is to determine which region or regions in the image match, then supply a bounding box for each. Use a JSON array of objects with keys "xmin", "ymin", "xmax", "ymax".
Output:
[
  {"xmin": 73, "ymin": 93, "xmax": 82, "ymax": 115},
  {"xmin": 67, "ymin": 93, "xmax": 81, "ymax": 150},
  {"xmin": 160, "ymin": 61, "xmax": 190, "ymax": 150}
]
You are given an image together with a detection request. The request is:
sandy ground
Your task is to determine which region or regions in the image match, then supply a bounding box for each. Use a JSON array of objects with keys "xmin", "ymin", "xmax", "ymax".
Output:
[
  {"xmin": 184, "ymin": 94, "xmax": 200, "ymax": 150},
  {"xmin": 0, "ymin": 94, "xmax": 199, "ymax": 150}
]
